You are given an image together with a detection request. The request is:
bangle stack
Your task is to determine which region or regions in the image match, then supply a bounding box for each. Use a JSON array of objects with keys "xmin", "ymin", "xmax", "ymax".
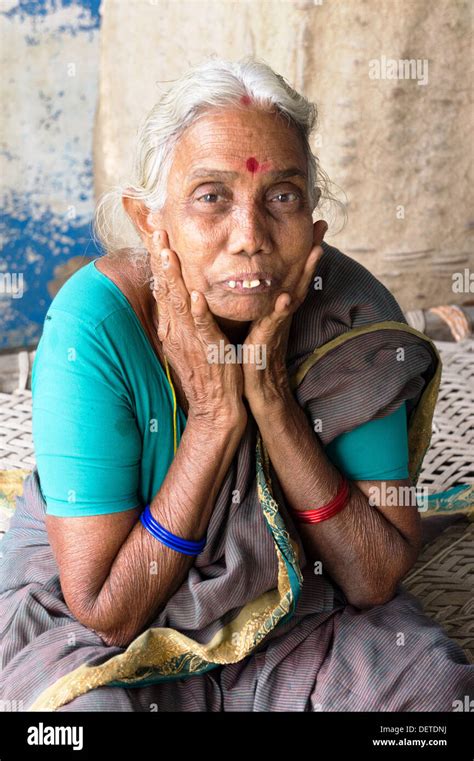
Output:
[
  {"xmin": 291, "ymin": 474, "xmax": 350, "ymax": 524},
  {"xmin": 140, "ymin": 504, "xmax": 206, "ymax": 556}
]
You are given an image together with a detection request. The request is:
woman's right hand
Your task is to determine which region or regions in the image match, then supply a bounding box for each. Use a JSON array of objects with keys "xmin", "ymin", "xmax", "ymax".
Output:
[{"xmin": 148, "ymin": 229, "xmax": 247, "ymax": 433}]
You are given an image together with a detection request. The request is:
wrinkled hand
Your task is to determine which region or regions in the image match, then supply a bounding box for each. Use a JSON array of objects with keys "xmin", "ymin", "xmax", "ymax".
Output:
[
  {"xmin": 148, "ymin": 229, "xmax": 247, "ymax": 431},
  {"xmin": 242, "ymin": 221, "xmax": 327, "ymax": 416}
]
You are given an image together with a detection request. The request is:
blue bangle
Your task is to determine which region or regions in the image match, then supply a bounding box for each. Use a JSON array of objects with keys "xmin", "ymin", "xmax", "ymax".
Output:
[{"xmin": 140, "ymin": 504, "xmax": 206, "ymax": 557}]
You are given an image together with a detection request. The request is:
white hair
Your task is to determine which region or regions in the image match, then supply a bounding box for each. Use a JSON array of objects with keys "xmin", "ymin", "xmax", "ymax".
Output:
[{"xmin": 92, "ymin": 54, "xmax": 346, "ymax": 275}]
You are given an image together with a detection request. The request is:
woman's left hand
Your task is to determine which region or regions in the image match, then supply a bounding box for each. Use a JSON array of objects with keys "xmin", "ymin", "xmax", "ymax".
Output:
[{"xmin": 242, "ymin": 220, "xmax": 327, "ymax": 417}]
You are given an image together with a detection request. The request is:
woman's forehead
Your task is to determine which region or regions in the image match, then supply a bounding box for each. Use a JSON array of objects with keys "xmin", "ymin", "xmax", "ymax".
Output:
[{"xmin": 171, "ymin": 108, "xmax": 306, "ymax": 178}]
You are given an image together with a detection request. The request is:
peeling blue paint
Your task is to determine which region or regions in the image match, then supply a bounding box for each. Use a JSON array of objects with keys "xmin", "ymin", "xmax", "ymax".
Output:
[
  {"xmin": 1, "ymin": 194, "xmax": 102, "ymax": 350},
  {"xmin": 1, "ymin": 0, "xmax": 102, "ymax": 349},
  {"xmin": 1, "ymin": 1, "xmax": 101, "ymax": 31}
]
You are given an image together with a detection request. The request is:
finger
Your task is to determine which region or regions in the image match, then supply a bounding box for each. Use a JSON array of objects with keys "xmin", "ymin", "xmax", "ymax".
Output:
[
  {"xmin": 248, "ymin": 293, "xmax": 292, "ymax": 343},
  {"xmin": 249, "ymin": 241, "xmax": 323, "ymax": 341},
  {"xmin": 154, "ymin": 271, "xmax": 170, "ymax": 342},
  {"xmin": 149, "ymin": 230, "xmax": 167, "ymax": 299},
  {"xmin": 305, "ymin": 243, "xmax": 324, "ymax": 281},
  {"xmin": 293, "ymin": 244, "xmax": 324, "ymax": 306},
  {"xmin": 149, "ymin": 230, "xmax": 171, "ymax": 335},
  {"xmin": 149, "ymin": 228, "xmax": 174, "ymax": 293},
  {"xmin": 189, "ymin": 290, "xmax": 222, "ymax": 344},
  {"xmin": 157, "ymin": 307, "xmax": 170, "ymax": 342},
  {"xmin": 149, "ymin": 229, "xmax": 166, "ymax": 277},
  {"xmin": 160, "ymin": 246, "xmax": 193, "ymax": 320},
  {"xmin": 152, "ymin": 256, "xmax": 169, "ymax": 323}
]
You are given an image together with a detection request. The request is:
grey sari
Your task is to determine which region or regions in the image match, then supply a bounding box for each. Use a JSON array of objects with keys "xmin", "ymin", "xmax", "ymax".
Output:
[{"xmin": 1, "ymin": 242, "xmax": 472, "ymax": 711}]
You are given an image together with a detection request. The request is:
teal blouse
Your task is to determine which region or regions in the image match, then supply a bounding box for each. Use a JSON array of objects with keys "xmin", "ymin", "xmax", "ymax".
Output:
[{"xmin": 31, "ymin": 259, "xmax": 409, "ymax": 517}]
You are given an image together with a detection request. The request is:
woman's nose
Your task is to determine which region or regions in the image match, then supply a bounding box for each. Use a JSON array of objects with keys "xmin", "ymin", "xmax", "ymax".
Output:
[{"xmin": 227, "ymin": 204, "xmax": 270, "ymax": 256}]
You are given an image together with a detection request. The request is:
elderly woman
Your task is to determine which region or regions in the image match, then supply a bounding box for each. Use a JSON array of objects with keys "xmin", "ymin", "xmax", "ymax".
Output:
[{"xmin": 1, "ymin": 56, "xmax": 472, "ymax": 712}]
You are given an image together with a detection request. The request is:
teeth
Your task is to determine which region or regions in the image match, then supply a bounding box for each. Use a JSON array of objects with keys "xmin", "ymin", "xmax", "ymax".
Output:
[{"xmin": 226, "ymin": 278, "xmax": 272, "ymax": 289}]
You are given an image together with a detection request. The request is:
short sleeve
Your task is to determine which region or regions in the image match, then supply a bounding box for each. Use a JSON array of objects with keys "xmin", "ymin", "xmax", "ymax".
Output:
[
  {"xmin": 323, "ymin": 401, "xmax": 409, "ymax": 481},
  {"xmin": 32, "ymin": 308, "xmax": 142, "ymax": 516}
]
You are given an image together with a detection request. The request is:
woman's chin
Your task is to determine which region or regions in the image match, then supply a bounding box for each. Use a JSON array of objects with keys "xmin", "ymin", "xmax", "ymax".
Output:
[
  {"xmin": 207, "ymin": 291, "xmax": 275, "ymax": 323},
  {"xmin": 210, "ymin": 303, "xmax": 271, "ymax": 323}
]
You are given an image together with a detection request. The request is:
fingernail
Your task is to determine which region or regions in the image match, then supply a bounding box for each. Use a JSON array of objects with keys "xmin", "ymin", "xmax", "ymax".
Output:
[
  {"xmin": 161, "ymin": 250, "xmax": 169, "ymax": 268},
  {"xmin": 191, "ymin": 291, "xmax": 199, "ymax": 302},
  {"xmin": 152, "ymin": 231, "xmax": 161, "ymax": 245}
]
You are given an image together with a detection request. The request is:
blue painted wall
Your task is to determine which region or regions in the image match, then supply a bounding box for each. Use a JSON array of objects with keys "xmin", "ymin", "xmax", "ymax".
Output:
[{"xmin": 0, "ymin": 0, "xmax": 102, "ymax": 350}]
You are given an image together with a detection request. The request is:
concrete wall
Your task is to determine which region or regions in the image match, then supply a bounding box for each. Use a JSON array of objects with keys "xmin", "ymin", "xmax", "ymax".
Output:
[
  {"xmin": 94, "ymin": 0, "xmax": 473, "ymax": 312},
  {"xmin": 1, "ymin": 0, "xmax": 472, "ymax": 353},
  {"xmin": 0, "ymin": 0, "xmax": 101, "ymax": 350}
]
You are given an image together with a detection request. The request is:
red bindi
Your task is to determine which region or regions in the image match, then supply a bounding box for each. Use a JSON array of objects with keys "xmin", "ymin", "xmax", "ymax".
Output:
[{"xmin": 246, "ymin": 156, "xmax": 259, "ymax": 173}]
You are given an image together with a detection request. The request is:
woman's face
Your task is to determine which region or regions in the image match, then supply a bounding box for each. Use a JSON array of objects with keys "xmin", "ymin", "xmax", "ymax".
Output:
[{"xmin": 152, "ymin": 106, "xmax": 316, "ymax": 324}]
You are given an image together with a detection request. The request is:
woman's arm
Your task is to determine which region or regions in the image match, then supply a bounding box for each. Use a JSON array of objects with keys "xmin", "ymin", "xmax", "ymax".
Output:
[
  {"xmin": 47, "ymin": 410, "xmax": 245, "ymax": 648},
  {"xmin": 47, "ymin": 231, "xmax": 247, "ymax": 648},
  {"xmin": 240, "ymin": 224, "xmax": 421, "ymax": 608},
  {"xmin": 250, "ymin": 394, "xmax": 421, "ymax": 609}
]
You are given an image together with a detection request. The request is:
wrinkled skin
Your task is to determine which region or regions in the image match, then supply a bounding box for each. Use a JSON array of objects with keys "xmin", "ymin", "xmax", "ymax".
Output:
[
  {"xmin": 124, "ymin": 104, "xmax": 327, "ymax": 419},
  {"xmin": 45, "ymin": 106, "xmax": 420, "ymax": 650}
]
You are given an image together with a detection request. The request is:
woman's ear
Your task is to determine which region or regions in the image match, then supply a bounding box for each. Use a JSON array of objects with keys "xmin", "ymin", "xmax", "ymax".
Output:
[{"xmin": 122, "ymin": 195, "xmax": 159, "ymax": 242}]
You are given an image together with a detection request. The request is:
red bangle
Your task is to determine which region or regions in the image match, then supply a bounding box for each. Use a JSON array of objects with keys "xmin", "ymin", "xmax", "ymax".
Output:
[{"xmin": 291, "ymin": 475, "xmax": 350, "ymax": 524}]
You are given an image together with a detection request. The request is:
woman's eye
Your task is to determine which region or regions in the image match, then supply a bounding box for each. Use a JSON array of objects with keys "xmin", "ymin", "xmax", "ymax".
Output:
[
  {"xmin": 194, "ymin": 188, "xmax": 301, "ymax": 206},
  {"xmin": 270, "ymin": 191, "xmax": 300, "ymax": 204},
  {"xmin": 196, "ymin": 185, "xmax": 227, "ymax": 206},
  {"xmin": 197, "ymin": 193, "xmax": 221, "ymax": 203}
]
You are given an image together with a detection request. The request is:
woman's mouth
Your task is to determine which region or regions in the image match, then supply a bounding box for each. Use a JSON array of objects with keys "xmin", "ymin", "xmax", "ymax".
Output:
[
  {"xmin": 216, "ymin": 272, "xmax": 277, "ymax": 294},
  {"xmin": 220, "ymin": 278, "xmax": 272, "ymax": 294}
]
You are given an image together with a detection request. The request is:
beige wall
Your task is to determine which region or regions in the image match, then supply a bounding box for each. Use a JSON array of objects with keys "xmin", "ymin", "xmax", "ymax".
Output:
[{"xmin": 94, "ymin": 0, "xmax": 473, "ymax": 312}]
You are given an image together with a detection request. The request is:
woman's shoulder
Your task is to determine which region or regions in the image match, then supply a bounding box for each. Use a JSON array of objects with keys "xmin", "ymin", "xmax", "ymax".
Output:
[
  {"xmin": 45, "ymin": 253, "xmax": 138, "ymax": 330},
  {"xmin": 32, "ymin": 256, "xmax": 136, "ymax": 396},
  {"xmin": 288, "ymin": 241, "xmax": 408, "ymax": 364},
  {"xmin": 314, "ymin": 241, "xmax": 406, "ymax": 326}
]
